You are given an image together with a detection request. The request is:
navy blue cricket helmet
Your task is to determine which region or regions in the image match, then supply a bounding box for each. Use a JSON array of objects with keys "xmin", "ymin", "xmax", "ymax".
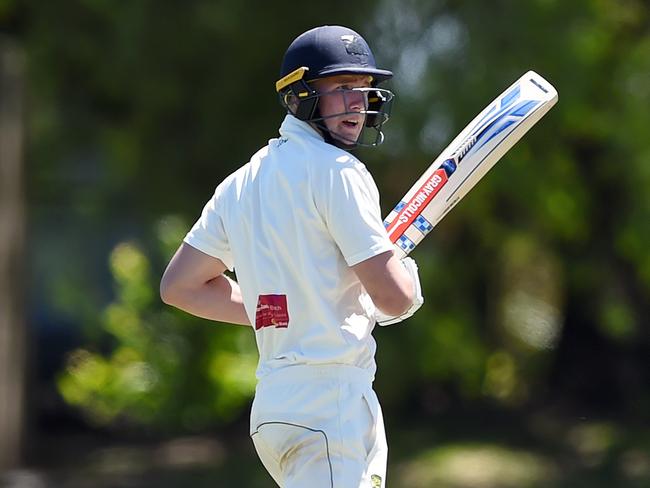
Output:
[
  {"xmin": 278, "ymin": 25, "xmax": 393, "ymax": 87},
  {"xmin": 276, "ymin": 25, "xmax": 394, "ymax": 147}
]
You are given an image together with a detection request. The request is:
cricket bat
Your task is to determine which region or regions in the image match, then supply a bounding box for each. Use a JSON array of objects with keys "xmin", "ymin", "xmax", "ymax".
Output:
[{"xmin": 384, "ymin": 70, "xmax": 558, "ymax": 258}]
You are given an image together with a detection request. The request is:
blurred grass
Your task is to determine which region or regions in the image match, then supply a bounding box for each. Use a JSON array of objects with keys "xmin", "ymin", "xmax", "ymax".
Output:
[
  {"xmin": 393, "ymin": 443, "xmax": 557, "ymax": 488},
  {"xmin": 4, "ymin": 415, "xmax": 648, "ymax": 488},
  {"xmin": 388, "ymin": 419, "xmax": 650, "ymax": 488}
]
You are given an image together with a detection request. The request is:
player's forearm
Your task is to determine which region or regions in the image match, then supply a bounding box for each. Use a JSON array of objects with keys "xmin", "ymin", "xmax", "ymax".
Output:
[{"xmin": 161, "ymin": 274, "xmax": 250, "ymax": 326}]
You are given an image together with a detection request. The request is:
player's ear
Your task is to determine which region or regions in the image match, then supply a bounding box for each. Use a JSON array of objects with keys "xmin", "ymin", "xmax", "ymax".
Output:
[{"xmin": 282, "ymin": 92, "xmax": 299, "ymax": 112}]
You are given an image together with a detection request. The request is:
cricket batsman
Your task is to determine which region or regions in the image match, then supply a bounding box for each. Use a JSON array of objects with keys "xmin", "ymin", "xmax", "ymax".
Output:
[{"xmin": 160, "ymin": 25, "xmax": 424, "ymax": 487}]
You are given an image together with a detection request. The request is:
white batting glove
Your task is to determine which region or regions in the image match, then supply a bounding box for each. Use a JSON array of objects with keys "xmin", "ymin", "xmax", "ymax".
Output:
[{"xmin": 376, "ymin": 257, "xmax": 424, "ymax": 326}]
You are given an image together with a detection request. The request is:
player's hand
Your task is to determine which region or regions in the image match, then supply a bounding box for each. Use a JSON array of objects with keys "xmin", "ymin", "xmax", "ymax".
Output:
[{"xmin": 375, "ymin": 257, "xmax": 423, "ymax": 326}]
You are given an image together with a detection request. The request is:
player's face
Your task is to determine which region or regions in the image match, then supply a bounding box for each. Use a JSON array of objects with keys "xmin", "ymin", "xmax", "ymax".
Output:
[{"xmin": 312, "ymin": 75, "xmax": 373, "ymax": 144}]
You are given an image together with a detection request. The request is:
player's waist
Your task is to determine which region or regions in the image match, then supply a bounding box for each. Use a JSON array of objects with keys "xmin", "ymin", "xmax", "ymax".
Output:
[{"xmin": 256, "ymin": 363, "xmax": 375, "ymax": 389}]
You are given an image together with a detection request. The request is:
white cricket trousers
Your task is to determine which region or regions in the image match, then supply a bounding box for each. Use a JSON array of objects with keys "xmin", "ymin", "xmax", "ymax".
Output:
[{"xmin": 249, "ymin": 364, "xmax": 388, "ymax": 488}]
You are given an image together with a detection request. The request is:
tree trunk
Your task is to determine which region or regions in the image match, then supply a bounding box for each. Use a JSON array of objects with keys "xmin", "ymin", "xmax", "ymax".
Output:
[{"xmin": 0, "ymin": 38, "xmax": 26, "ymax": 471}]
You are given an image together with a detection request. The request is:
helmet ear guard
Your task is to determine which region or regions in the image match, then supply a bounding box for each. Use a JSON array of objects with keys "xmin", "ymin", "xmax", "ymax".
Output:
[{"xmin": 277, "ymin": 67, "xmax": 319, "ymax": 121}]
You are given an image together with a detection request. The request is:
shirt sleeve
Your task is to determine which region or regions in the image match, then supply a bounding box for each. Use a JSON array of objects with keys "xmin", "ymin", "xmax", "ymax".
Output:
[
  {"xmin": 319, "ymin": 160, "xmax": 393, "ymax": 266},
  {"xmin": 183, "ymin": 183, "xmax": 235, "ymax": 271}
]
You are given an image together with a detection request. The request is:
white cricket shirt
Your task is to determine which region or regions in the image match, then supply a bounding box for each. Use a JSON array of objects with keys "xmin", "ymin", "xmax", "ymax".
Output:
[{"xmin": 184, "ymin": 115, "xmax": 393, "ymax": 379}]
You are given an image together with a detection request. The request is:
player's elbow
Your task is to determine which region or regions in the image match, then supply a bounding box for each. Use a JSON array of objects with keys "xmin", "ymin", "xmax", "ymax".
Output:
[
  {"xmin": 159, "ymin": 281, "xmax": 175, "ymax": 306},
  {"xmin": 160, "ymin": 274, "xmax": 184, "ymax": 307}
]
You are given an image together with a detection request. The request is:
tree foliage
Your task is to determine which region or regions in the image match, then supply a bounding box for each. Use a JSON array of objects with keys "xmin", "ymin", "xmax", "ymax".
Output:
[{"xmin": 57, "ymin": 219, "xmax": 257, "ymax": 431}]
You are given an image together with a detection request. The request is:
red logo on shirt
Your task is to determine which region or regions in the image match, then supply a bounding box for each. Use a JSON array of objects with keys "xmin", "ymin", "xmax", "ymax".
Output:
[{"xmin": 255, "ymin": 294, "xmax": 289, "ymax": 330}]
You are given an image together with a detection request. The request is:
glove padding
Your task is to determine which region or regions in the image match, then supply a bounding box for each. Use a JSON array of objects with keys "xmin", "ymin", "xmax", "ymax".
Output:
[{"xmin": 375, "ymin": 257, "xmax": 424, "ymax": 326}]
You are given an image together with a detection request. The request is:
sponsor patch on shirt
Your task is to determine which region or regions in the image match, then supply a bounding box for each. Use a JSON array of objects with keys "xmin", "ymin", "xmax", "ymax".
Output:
[{"xmin": 255, "ymin": 294, "xmax": 289, "ymax": 330}]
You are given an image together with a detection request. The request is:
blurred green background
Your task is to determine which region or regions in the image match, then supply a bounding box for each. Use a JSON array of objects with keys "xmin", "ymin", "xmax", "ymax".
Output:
[{"xmin": 1, "ymin": 0, "xmax": 649, "ymax": 486}]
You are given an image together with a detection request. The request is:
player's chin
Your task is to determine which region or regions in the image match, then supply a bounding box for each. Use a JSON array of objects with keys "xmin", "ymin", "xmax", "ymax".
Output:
[{"xmin": 332, "ymin": 124, "xmax": 363, "ymax": 144}]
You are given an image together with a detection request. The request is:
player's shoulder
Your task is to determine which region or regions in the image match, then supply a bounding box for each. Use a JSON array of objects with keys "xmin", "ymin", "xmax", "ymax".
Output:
[
  {"xmin": 234, "ymin": 144, "xmax": 272, "ymax": 178},
  {"xmin": 211, "ymin": 145, "xmax": 268, "ymax": 200}
]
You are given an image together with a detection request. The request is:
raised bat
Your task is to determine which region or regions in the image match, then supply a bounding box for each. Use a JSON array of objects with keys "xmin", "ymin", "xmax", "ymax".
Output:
[{"xmin": 384, "ymin": 70, "xmax": 558, "ymax": 258}]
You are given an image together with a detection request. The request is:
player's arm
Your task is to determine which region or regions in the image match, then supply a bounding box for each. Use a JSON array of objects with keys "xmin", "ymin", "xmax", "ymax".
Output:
[
  {"xmin": 160, "ymin": 243, "xmax": 250, "ymax": 326},
  {"xmin": 352, "ymin": 250, "xmax": 420, "ymax": 317}
]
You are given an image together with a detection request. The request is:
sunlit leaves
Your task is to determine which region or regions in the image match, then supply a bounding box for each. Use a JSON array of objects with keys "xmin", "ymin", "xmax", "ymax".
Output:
[{"xmin": 109, "ymin": 242, "xmax": 153, "ymax": 309}]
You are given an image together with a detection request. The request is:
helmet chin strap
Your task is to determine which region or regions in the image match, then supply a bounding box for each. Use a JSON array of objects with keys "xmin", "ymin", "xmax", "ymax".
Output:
[
  {"xmin": 329, "ymin": 135, "xmax": 359, "ymax": 151},
  {"xmin": 306, "ymin": 104, "xmax": 363, "ymax": 150}
]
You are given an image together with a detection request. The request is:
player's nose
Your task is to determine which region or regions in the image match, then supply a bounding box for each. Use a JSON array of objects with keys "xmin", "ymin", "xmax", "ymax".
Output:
[{"xmin": 347, "ymin": 90, "xmax": 368, "ymax": 111}]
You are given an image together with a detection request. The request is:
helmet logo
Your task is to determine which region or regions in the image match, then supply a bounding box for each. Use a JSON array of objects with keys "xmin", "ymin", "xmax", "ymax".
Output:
[{"xmin": 340, "ymin": 35, "xmax": 368, "ymax": 57}]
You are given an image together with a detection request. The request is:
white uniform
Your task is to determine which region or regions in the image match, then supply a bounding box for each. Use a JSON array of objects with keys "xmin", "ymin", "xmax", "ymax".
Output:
[{"xmin": 185, "ymin": 114, "xmax": 393, "ymax": 487}]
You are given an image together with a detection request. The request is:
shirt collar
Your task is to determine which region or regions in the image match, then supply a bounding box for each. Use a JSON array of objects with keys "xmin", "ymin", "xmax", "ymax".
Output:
[{"xmin": 279, "ymin": 114, "xmax": 325, "ymax": 143}]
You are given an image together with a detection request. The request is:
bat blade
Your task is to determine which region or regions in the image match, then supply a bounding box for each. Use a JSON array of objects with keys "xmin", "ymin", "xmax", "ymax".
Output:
[{"xmin": 385, "ymin": 70, "xmax": 558, "ymax": 258}]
